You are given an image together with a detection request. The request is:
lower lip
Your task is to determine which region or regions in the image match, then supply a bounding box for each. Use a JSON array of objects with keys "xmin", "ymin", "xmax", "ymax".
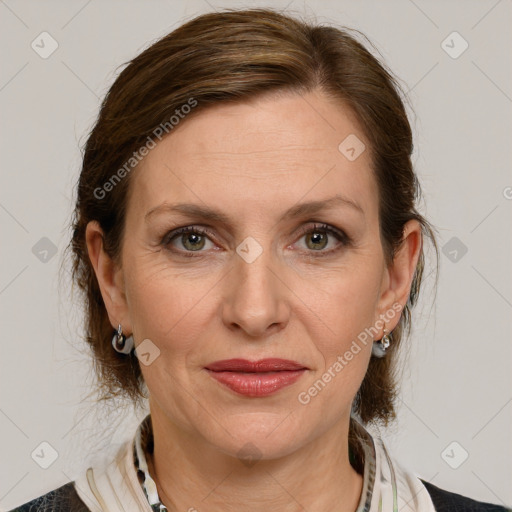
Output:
[{"xmin": 206, "ymin": 369, "xmax": 306, "ymax": 397}]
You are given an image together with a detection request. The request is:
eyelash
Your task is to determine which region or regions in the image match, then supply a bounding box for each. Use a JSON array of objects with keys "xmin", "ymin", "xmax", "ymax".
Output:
[{"xmin": 161, "ymin": 223, "xmax": 351, "ymax": 258}]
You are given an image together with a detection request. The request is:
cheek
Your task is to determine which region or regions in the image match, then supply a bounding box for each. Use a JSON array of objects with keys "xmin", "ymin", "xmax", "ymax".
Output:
[
  {"xmin": 124, "ymin": 263, "xmax": 214, "ymax": 427},
  {"xmin": 294, "ymin": 262, "xmax": 381, "ymax": 409},
  {"xmin": 305, "ymin": 263, "xmax": 383, "ymax": 351},
  {"xmin": 294, "ymin": 270, "xmax": 379, "ymax": 418},
  {"xmin": 125, "ymin": 258, "xmax": 219, "ymax": 344}
]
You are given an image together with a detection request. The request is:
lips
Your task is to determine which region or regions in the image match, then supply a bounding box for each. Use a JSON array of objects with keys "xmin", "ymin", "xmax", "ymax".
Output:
[
  {"xmin": 205, "ymin": 358, "xmax": 307, "ymax": 372},
  {"xmin": 204, "ymin": 358, "xmax": 307, "ymax": 397}
]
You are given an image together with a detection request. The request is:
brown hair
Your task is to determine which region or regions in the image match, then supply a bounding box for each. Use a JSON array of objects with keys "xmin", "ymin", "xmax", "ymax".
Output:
[{"xmin": 67, "ymin": 8, "xmax": 438, "ymax": 434}]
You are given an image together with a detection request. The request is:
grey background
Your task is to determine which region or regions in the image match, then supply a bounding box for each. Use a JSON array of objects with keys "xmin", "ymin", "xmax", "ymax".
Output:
[{"xmin": 1, "ymin": 0, "xmax": 511, "ymax": 509}]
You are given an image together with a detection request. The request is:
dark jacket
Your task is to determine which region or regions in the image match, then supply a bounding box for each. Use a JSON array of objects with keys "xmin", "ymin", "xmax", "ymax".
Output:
[{"xmin": 8, "ymin": 479, "xmax": 512, "ymax": 511}]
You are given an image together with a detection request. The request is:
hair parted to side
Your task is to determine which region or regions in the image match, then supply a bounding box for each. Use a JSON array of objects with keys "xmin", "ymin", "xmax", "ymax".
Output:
[{"xmin": 66, "ymin": 8, "xmax": 438, "ymax": 431}]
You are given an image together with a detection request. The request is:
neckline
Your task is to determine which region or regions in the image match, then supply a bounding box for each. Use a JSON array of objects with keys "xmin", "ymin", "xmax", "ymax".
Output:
[{"xmin": 132, "ymin": 413, "xmax": 376, "ymax": 512}]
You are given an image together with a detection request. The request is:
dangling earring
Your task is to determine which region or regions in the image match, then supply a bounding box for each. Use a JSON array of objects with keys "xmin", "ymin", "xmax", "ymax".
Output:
[
  {"xmin": 112, "ymin": 324, "xmax": 134, "ymax": 354},
  {"xmin": 372, "ymin": 327, "xmax": 391, "ymax": 358}
]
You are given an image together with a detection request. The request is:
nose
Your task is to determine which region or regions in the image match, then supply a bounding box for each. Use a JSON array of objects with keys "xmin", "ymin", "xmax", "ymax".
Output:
[{"xmin": 221, "ymin": 245, "xmax": 290, "ymax": 338}]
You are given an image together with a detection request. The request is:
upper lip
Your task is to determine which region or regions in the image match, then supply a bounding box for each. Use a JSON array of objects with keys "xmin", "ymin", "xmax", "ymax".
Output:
[{"xmin": 205, "ymin": 358, "xmax": 307, "ymax": 372}]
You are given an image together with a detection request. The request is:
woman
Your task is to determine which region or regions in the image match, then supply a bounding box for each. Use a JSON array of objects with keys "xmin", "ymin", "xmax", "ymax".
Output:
[{"xmin": 10, "ymin": 8, "xmax": 510, "ymax": 512}]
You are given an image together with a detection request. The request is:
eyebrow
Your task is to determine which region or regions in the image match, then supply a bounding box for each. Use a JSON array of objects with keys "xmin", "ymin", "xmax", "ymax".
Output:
[{"xmin": 144, "ymin": 194, "xmax": 364, "ymax": 224}]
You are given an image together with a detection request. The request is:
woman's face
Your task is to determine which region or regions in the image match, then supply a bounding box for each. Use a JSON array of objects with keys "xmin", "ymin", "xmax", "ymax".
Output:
[{"xmin": 90, "ymin": 89, "xmax": 418, "ymax": 459}]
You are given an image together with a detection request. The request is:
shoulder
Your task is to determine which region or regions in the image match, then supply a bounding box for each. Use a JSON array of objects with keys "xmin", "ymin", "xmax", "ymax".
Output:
[
  {"xmin": 421, "ymin": 479, "xmax": 512, "ymax": 512},
  {"xmin": 7, "ymin": 482, "xmax": 90, "ymax": 512}
]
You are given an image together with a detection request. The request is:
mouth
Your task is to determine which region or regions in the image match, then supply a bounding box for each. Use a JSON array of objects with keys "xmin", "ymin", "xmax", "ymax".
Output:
[{"xmin": 204, "ymin": 358, "xmax": 308, "ymax": 397}]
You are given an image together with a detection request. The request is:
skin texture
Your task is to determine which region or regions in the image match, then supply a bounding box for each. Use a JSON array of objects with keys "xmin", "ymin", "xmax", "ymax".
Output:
[{"xmin": 86, "ymin": 89, "xmax": 422, "ymax": 512}]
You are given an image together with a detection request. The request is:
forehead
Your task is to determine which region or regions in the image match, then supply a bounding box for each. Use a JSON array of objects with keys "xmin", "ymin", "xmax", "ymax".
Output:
[{"xmin": 129, "ymin": 90, "xmax": 378, "ymax": 222}]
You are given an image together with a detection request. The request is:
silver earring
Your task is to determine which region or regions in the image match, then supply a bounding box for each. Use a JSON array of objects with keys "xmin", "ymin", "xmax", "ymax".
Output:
[
  {"xmin": 372, "ymin": 328, "xmax": 391, "ymax": 358},
  {"xmin": 112, "ymin": 324, "xmax": 134, "ymax": 354}
]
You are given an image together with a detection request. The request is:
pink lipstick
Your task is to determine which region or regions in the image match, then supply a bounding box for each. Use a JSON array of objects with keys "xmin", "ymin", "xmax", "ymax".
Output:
[{"xmin": 204, "ymin": 358, "xmax": 307, "ymax": 397}]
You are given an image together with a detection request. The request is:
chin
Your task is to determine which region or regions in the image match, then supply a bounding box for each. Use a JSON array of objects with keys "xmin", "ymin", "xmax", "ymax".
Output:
[{"xmin": 198, "ymin": 410, "xmax": 311, "ymax": 461}]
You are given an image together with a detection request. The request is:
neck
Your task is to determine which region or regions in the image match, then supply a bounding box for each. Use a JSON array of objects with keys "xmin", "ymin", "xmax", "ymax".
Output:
[{"xmin": 146, "ymin": 407, "xmax": 364, "ymax": 512}]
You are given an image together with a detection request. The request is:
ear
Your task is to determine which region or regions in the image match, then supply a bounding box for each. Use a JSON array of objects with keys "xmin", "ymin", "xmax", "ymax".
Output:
[
  {"xmin": 376, "ymin": 219, "xmax": 423, "ymax": 332},
  {"xmin": 85, "ymin": 220, "xmax": 132, "ymax": 334}
]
